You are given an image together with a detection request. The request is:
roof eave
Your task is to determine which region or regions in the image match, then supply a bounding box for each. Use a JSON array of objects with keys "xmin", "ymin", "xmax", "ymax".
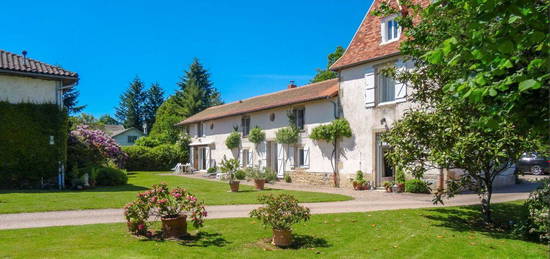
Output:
[
  {"xmin": 175, "ymin": 94, "xmax": 338, "ymax": 126},
  {"xmin": 0, "ymin": 69, "xmax": 79, "ymax": 86},
  {"xmin": 330, "ymin": 52, "xmax": 401, "ymax": 71}
]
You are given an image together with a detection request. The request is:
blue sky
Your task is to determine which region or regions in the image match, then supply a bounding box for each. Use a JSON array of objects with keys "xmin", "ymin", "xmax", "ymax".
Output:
[{"xmin": 1, "ymin": 0, "xmax": 370, "ymax": 117}]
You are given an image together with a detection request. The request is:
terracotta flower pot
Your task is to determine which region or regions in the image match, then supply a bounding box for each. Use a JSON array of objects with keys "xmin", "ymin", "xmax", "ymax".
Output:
[
  {"xmin": 272, "ymin": 229, "xmax": 292, "ymax": 247},
  {"xmin": 229, "ymin": 181, "xmax": 240, "ymax": 192},
  {"xmin": 397, "ymin": 183, "xmax": 405, "ymax": 193},
  {"xmin": 254, "ymin": 179, "xmax": 266, "ymax": 190},
  {"xmin": 161, "ymin": 214, "xmax": 187, "ymax": 238},
  {"xmin": 386, "ymin": 187, "xmax": 393, "ymax": 193},
  {"xmin": 352, "ymin": 181, "xmax": 358, "ymax": 190}
]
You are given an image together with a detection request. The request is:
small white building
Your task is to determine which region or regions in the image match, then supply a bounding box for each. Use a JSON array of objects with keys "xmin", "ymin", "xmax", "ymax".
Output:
[
  {"xmin": 177, "ymin": 79, "xmax": 340, "ymax": 182},
  {"xmin": 103, "ymin": 125, "xmax": 145, "ymax": 146}
]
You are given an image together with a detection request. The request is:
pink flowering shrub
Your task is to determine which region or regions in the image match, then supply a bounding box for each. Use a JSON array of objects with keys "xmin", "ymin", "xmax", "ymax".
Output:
[
  {"xmin": 68, "ymin": 125, "xmax": 127, "ymax": 167},
  {"xmin": 124, "ymin": 183, "xmax": 207, "ymax": 236}
]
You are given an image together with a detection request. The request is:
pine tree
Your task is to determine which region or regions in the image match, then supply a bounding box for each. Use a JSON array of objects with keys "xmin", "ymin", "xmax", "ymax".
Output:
[
  {"xmin": 115, "ymin": 76, "xmax": 146, "ymax": 129},
  {"xmin": 63, "ymin": 87, "xmax": 86, "ymax": 114},
  {"xmin": 173, "ymin": 58, "xmax": 222, "ymax": 117},
  {"xmin": 144, "ymin": 82, "xmax": 165, "ymax": 133}
]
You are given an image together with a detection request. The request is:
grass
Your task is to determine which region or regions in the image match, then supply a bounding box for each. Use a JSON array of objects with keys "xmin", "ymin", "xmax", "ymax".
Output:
[
  {"xmin": 0, "ymin": 171, "xmax": 351, "ymax": 214},
  {"xmin": 0, "ymin": 202, "xmax": 546, "ymax": 258}
]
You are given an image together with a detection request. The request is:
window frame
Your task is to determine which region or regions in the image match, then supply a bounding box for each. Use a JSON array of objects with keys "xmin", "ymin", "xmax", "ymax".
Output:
[
  {"xmin": 197, "ymin": 122, "xmax": 204, "ymax": 137},
  {"xmin": 375, "ymin": 65, "xmax": 396, "ymax": 104},
  {"xmin": 242, "ymin": 149, "xmax": 250, "ymax": 167},
  {"xmin": 241, "ymin": 115, "xmax": 251, "ymax": 137},
  {"xmin": 381, "ymin": 15, "xmax": 401, "ymax": 44},
  {"xmin": 293, "ymin": 107, "xmax": 305, "ymax": 131}
]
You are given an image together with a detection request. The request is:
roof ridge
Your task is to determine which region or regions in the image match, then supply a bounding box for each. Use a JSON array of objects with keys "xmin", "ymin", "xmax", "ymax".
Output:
[
  {"xmin": 203, "ymin": 78, "xmax": 338, "ymax": 111},
  {"xmin": 0, "ymin": 49, "xmax": 78, "ymax": 77}
]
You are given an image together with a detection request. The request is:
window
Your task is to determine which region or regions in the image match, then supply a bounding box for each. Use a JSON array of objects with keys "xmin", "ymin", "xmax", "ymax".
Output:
[
  {"xmin": 294, "ymin": 146, "xmax": 309, "ymax": 168},
  {"xmin": 297, "ymin": 148, "xmax": 305, "ymax": 167},
  {"xmin": 241, "ymin": 116, "xmax": 250, "ymax": 137},
  {"xmin": 197, "ymin": 122, "xmax": 204, "ymax": 137},
  {"xmin": 293, "ymin": 108, "xmax": 305, "ymax": 130},
  {"xmin": 185, "ymin": 126, "xmax": 190, "ymax": 135},
  {"xmin": 377, "ymin": 68, "xmax": 396, "ymax": 103},
  {"xmin": 381, "ymin": 16, "xmax": 400, "ymax": 43},
  {"xmin": 128, "ymin": 136, "xmax": 138, "ymax": 143},
  {"xmin": 242, "ymin": 149, "xmax": 250, "ymax": 167}
]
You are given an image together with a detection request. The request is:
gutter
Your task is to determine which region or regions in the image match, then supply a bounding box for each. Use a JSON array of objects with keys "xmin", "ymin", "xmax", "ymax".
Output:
[
  {"xmin": 0, "ymin": 69, "xmax": 78, "ymax": 86},
  {"xmin": 330, "ymin": 52, "xmax": 401, "ymax": 71}
]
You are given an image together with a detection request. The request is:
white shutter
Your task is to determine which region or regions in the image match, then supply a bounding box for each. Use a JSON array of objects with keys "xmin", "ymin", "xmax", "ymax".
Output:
[
  {"xmin": 288, "ymin": 145, "xmax": 295, "ymax": 170},
  {"xmin": 205, "ymin": 146, "xmax": 211, "ymax": 169},
  {"xmin": 258, "ymin": 141, "xmax": 266, "ymax": 168},
  {"xmin": 303, "ymin": 146, "xmax": 310, "ymax": 169},
  {"xmin": 189, "ymin": 148, "xmax": 194, "ymax": 169},
  {"xmin": 248, "ymin": 151, "xmax": 253, "ymax": 168},
  {"xmin": 239, "ymin": 149, "xmax": 244, "ymax": 167},
  {"xmin": 395, "ymin": 60, "xmax": 407, "ymax": 101},
  {"xmin": 277, "ymin": 144, "xmax": 284, "ymax": 177},
  {"xmin": 365, "ymin": 67, "xmax": 376, "ymax": 108}
]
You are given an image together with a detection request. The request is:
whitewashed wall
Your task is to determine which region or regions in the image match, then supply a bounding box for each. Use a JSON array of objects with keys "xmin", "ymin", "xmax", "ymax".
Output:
[
  {"xmin": 338, "ymin": 57, "xmax": 417, "ymax": 183},
  {"xmin": 186, "ymin": 98, "xmax": 338, "ymax": 174},
  {"xmin": 0, "ymin": 74, "xmax": 60, "ymax": 104}
]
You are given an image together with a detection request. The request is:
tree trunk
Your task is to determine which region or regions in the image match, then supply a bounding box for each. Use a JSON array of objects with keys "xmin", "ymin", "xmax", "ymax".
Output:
[{"xmin": 480, "ymin": 179, "xmax": 493, "ymax": 223}]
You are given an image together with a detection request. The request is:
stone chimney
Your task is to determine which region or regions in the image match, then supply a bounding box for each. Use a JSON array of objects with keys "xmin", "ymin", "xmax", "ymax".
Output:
[{"xmin": 288, "ymin": 80, "xmax": 297, "ymax": 89}]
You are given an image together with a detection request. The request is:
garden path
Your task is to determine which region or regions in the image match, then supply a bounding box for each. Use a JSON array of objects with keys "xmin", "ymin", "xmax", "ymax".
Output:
[{"xmin": 0, "ymin": 180, "xmax": 538, "ymax": 230}]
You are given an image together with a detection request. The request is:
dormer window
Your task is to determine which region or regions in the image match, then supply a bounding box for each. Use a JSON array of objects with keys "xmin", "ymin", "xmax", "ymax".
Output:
[{"xmin": 381, "ymin": 16, "xmax": 400, "ymax": 43}]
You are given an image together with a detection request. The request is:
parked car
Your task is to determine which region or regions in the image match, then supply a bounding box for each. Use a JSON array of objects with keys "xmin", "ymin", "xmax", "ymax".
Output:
[{"xmin": 517, "ymin": 152, "xmax": 549, "ymax": 175}]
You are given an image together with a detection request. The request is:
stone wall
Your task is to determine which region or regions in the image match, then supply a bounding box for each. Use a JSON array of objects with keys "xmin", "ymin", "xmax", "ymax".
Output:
[{"xmin": 289, "ymin": 170, "xmax": 355, "ymax": 188}]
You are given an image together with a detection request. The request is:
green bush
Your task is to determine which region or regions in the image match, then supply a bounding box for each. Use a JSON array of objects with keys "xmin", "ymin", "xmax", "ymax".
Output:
[
  {"xmin": 405, "ymin": 179, "xmax": 431, "ymax": 193},
  {"xmin": 0, "ymin": 102, "xmax": 67, "ymax": 188},
  {"xmin": 248, "ymin": 126, "xmax": 265, "ymax": 144},
  {"xmin": 264, "ymin": 168, "xmax": 278, "ymax": 183},
  {"xmin": 235, "ymin": 169, "xmax": 246, "ymax": 180},
  {"xmin": 225, "ymin": 131, "xmax": 241, "ymax": 149},
  {"xmin": 523, "ymin": 179, "xmax": 549, "ymax": 241},
  {"xmin": 123, "ymin": 144, "xmax": 186, "ymax": 171},
  {"xmin": 94, "ymin": 166, "xmax": 128, "ymax": 186},
  {"xmin": 135, "ymin": 136, "xmax": 161, "ymax": 147},
  {"xmin": 207, "ymin": 167, "xmax": 217, "ymax": 174},
  {"xmin": 284, "ymin": 173, "xmax": 292, "ymax": 183}
]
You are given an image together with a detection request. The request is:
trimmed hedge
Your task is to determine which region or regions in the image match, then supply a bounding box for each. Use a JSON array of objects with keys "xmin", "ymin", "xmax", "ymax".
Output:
[
  {"xmin": 0, "ymin": 102, "xmax": 67, "ymax": 188},
  {"xmin": 405, "ymin": 179, "xmax": 431, "ymax": 193},
  {"xmin": 94, "ymin": 166, "xmax": 128, "ymax": 186},
  {"xmin": 123, "ymin": 144, "xmax": 186, "ymax": 171}
]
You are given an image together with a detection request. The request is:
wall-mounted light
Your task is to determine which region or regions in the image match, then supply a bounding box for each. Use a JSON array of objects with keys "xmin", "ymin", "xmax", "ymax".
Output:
[{"xmin": 49, "ymin": 136, "xmax": 55, "ymax": 145}]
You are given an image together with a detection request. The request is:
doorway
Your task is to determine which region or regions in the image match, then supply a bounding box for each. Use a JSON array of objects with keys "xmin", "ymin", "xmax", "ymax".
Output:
[
  {"xmin": 266, "ymin": 141, "xmax": 278, "ymax": 174},
  {"xmin": 375, "ymin": 133, "xmax": 394, "ymax": 186}
]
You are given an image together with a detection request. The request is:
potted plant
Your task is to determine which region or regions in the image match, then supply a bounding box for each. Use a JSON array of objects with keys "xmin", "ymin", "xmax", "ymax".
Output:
[
  {"xmin": 124, "ymin": 183, "xmax": 207, "ymax": 238},
  {"xmin": 352, "ymin": 170, "xmax": 367, "ymax": 190},
  {"xmin": 249, "ymin": 194, "xmax": 310, "ymax": 247},
  {"xmin": 383, "ymin": 181, "xmax": 393, "ymax": 192},
  {"xmin": 395, "ymin": 168, "xmax": 406, "ymax": 193},
  {"xmin": 246, "ymin": 167, "xmax": 267, "ymax": 190},
  {"xmin": 220, "ymin": 157, "xmax": 241, "ymax": 192}
]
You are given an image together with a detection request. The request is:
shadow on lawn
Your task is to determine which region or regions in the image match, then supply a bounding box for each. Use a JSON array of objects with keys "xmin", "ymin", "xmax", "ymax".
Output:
[
  {"xmin": 177, "ymin": 231, "xmax": 230, "ymax": 247},
  {"xmin": 423, "ymin": 202, "xmax": 539, "ymax": 242},
  {"xmin": 288, "ymin": 234, "xmax": 331, "ymax": 249}
]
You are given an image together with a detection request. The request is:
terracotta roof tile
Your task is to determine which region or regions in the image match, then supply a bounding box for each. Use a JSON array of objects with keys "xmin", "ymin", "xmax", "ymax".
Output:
[
  {"xmin": 0, "ymin": 49, "xmax": 78, "ymax": 79},
  {"xmin": 177, "ymin": 79, "xmax": 339, "ymax": 125},
  {"xmin": 330, "ymin": 0, "xmax": 428, "ymax": 70}
]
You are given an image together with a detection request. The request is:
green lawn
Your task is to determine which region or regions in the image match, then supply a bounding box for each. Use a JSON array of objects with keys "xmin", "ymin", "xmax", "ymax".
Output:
[
  {"xmin": 0, "ymin": 202, "xmax": 546, "ymax": 258},
  {"xmin": 0, "ymin": 171, "xmax": 351, "ymax": 214}
]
